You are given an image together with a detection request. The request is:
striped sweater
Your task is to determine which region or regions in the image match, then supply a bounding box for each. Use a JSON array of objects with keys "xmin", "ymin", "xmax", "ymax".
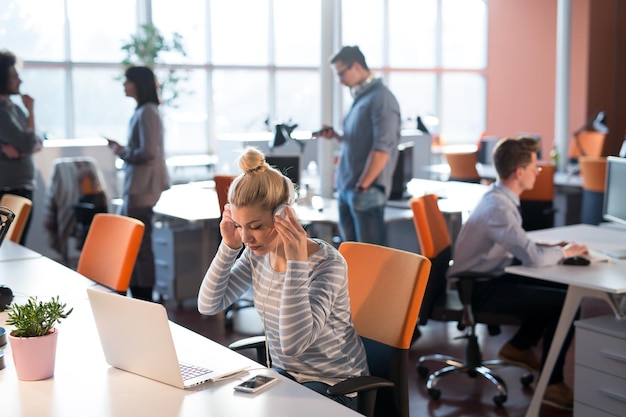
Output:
[{"xmin": 198, "ymin": 238, "xmax": 369, "ymax": 384}]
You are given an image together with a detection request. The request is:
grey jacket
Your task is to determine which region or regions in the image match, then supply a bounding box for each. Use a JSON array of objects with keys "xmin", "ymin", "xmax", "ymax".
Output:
[
  {"xmin": 119, "ymin": 102, "xmax": 170, "ymax": 209},
  {"xmin": 0, "ymin": 97, "xmax": 41, "ymax": 190}
]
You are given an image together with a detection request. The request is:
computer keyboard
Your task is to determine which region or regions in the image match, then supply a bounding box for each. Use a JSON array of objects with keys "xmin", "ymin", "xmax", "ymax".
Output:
[
  {"xmin": 602, "ymin": 248, "xmax": 626, "ymax": 260},
  {"xmin": 180, "ymin": 363, "xmax": 212, "ymax": 380}
]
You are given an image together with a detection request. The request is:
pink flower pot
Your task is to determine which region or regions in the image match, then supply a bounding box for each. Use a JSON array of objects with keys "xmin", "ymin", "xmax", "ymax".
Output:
[{"xmin": 9, "ymin": 328, "xmax": 59, "ymax": 381}]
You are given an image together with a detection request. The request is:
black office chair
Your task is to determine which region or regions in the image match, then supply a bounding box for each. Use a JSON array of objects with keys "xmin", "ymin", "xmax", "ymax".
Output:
[
  {"xmin": 44, "ymin": 156, "xmax": 109, "ymax": 264},
  {"xmin": 72, "ymin": 191, "xmax": 108, "ymax": 250},
  {"xmin": 0, "ymin": 206, "xmax": 15, "ymax": 247},
  {"xmin": 410, "ymin": 195, "xmax": 533, "ymax": 406}
]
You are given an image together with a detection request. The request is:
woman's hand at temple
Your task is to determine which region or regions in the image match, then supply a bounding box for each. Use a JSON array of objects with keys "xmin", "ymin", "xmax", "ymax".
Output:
[
  {"xmin": 220, "ymin": 203, "xmax": 243, "ymax": 250},
  {"xmin": 273, "ymin": 206, "xmax": 308, "ymax": 262}
]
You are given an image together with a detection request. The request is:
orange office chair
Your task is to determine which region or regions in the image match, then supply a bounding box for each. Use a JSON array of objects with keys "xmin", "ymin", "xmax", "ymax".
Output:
[
  {"xmin": 410, "ymin": 194, "xmax": 532, "ymax": 405},
  {"xmin": 214, "ymin": 174, "xmax": 254, "ymax": 330},
  {"xmin": 230, "ymin": 242, "xmax": 432, "ymax": 417},
  {"xmin": 578, "ymin": 156, "xmax": 607, "ymax": 225},
  {"xmin": 568, "ymin": 131, "xmax": 606, "ymax": 161},
  {"xmin": 76, "ymin": 213, "xmax": 145, "ymax": 293},
  {"xmin": 328, "ymin": 242, "xmax": 431, "ymax": 417},
  {"xmin": 213, "ymin": 174, "xmax": 236, "ymax": 215},
  {"xmin": 0, "ymin": 194, "xmax": 32, "ymax": 243},
  {"xmin": 444, "ymin": 152, "xmax": 481, "ymax": 183},
  {"xmin": 520, "ymin": 162, "xmax": 556, "ymax": 230}
]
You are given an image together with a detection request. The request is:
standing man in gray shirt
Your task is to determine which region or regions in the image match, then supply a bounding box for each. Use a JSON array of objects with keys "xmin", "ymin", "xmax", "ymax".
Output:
[
  {"xmin": 316, "ymin": 46, "xmax": 400, "ymax": 245},
  {"xmin": 448, "ymin": 137, "xmax": 588, "ymax": 411}
]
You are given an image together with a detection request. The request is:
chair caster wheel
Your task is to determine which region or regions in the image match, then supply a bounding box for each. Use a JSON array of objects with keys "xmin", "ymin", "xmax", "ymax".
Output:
[
  {"xmin": 427, "ymin": 388, "xmax": 441, "ymax": 400},
  {"xmin": 416, "ymin": 365, "xmax": 429, "ymax": 378},
  {"xmin": 521, "ymin": 373, "xmax": 534, "ymax": 386},
  {"xmin": 493, "ymin": 394, "xmax": 507, "ymax": 406}
]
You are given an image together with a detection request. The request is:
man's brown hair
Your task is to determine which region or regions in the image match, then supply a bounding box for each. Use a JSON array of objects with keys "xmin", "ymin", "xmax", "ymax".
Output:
[{"xmin": 492, "ymin": 137, "xmax": 540, "ymax": 180}]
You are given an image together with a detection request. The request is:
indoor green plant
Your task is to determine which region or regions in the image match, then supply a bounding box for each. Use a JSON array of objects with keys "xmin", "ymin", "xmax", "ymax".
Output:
[{"xmin": 6, "ymin": 296, "xmax": 73, "ymax": 380}]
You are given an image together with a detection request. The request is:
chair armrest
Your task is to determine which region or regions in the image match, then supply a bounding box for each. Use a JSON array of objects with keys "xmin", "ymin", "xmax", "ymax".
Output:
[
  {"xmin": 328, "ymin": 376, "xmax": 394, "ymax": 417},
  {"xmin": 228, "ymin": 335, "xmax": 268, "ymax": 366},
  {"xmin": 228, "ymin": 335, "xmax": 266, "ymax": 351},
  {"xmin": 327, "ymin": 375, "xmax": 394, "ymax": 396}
]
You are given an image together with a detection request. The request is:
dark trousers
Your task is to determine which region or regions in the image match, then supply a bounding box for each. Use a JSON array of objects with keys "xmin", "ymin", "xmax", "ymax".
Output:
[
  {"xmin": 473, "ymin": 274, "xmax": 577, "ymax": 385},
  {"xmin": 0, "ymin": 189, "xmax": 33, "ymax": 245},
  {"xmin": 123, "ymin": 205, "xmax": 155, "ymax": 301}
]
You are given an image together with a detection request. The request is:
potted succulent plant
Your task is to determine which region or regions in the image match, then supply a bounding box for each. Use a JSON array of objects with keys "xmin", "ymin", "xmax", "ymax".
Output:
[{"xmin": 5, "ymin": 296, "xmax": 73, "ymax": 381}]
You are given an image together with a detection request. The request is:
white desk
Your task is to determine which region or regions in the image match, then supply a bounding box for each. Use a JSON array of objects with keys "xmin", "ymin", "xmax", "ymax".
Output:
[
  {"xmin": 0, "ymin": 241, "xmax": 42, "ymax": 263},
  {"xmin": 404, "ymin": 178, "xmax": 488, "ymax": 219},
  {"xmin": 151, "ymin": 181, "xmax": 221, "ymax": 302},
  {"xmin": 295, "ymin": 196, "xmax": 420, "ymax": 252},
  {"xmin": 0, "ymin": 255, "xmax": 361, "ymax": 417},
  {"xmin": 505, "ymin": 224, "xmax": 626, "ymax": 417},
  {"xmin": 296, "ymin": 179, "xmax": 489, "ymax": 253},
  {"xmin": 388, "ymin": 178, "xmax": 489, "ymax": 246}
]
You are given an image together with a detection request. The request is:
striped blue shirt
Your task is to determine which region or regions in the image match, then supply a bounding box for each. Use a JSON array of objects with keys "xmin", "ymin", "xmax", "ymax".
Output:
[{"xmin": 198, "ymin": 238, "xmax": 369, "ymax": 384}]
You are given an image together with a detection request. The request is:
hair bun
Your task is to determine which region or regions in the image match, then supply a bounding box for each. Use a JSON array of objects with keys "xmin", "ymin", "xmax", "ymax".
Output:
[{"xmin": 239, "ymin": 147, "xmax": 266, "ymax": 174}]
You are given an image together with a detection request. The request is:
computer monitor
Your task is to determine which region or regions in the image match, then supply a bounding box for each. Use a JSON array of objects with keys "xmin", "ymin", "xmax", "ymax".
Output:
[
  {"xmin": 619, "ymin": 139, "xmax": 626, "ymax": 158},
  {"xmin": 265, "ymin": 154, "xmax": 301, "ymax": 186},
  {"xmin": 390, "ymin": 141, "xmax": 414, "ymax": 200},
  {"xmin": 602, "ymin": 156, "xmax": 626, "ymax": 226}
]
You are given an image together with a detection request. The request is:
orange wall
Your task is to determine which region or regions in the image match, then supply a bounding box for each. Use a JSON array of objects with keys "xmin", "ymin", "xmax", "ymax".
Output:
[{"xmin": 486, "ymin": 0, "xmax": 590, "ymax": 159}]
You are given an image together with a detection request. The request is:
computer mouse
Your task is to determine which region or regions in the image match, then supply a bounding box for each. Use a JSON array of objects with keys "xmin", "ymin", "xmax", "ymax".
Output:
[{"xmin": 562, "ymin": 256, "xmax": 590, "ymax": 266}]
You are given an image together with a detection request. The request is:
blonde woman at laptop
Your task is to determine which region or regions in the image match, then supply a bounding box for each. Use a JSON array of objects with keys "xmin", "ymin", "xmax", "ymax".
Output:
[{"xmin": 198, "ymin": 146, "xmax": 368, "ymax": 410}]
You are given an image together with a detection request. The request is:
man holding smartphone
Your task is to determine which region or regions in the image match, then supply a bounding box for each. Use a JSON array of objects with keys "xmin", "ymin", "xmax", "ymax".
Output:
[{"xmin": 315, "ymin": 45, "xmax": 401, "ymax": 246}]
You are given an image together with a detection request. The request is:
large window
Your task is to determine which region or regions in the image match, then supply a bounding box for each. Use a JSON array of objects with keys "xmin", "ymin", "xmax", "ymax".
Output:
[
  {"xmin": 0, "ymin": 0, "xmax": 487, "ymax": 155},
  {"xmin": 342, "ymin": 0, "xmax": 487, "ymax": 143}
]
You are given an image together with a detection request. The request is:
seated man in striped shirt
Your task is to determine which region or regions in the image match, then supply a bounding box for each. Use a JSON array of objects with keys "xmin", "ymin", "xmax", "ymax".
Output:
[{"xmin": 198, "ymin": 146, "xmax": 368, "ymax": 410}]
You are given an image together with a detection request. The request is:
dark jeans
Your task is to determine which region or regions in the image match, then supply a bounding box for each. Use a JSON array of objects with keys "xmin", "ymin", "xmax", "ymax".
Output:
[
  {"xmin": 338, "ymin": 186, "xmax": 386, "ymax": 245},
  {"xmin": 0, "ymin": 189, "xmax": 33, "ymax": 245},
  {"xmin": 122, "ymin": 205, "xmax": 155, "ymax": 300},
  {"xmin": 273, "ymin": 367, "xmax": 358, "ymax": 411},
  {"xmin": 473, "ymin": 274, "xmax": 578, "ymax": 385}
]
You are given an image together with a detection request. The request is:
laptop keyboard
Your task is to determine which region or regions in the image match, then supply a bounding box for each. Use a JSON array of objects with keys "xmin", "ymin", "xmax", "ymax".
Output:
[{"xmin": 180, "ymin": 363, "xmax": 212, "ymax": 380}]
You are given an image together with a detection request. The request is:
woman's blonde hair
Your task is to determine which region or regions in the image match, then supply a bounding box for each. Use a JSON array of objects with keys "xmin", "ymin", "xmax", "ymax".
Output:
[{"xmin": 227, "ymin": 147, "xmax": 295, "ymax": 211}]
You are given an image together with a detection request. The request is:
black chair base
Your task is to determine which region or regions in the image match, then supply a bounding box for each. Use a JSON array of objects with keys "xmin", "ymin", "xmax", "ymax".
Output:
[{"xmin": 416, "ymin": 334, "xmax": 534, "ymax": 406}]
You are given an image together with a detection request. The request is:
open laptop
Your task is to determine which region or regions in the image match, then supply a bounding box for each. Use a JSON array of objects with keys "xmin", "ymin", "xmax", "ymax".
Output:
[{"xmin": 87, "ymin": 288, "xmax": 249, "ymax": 389}]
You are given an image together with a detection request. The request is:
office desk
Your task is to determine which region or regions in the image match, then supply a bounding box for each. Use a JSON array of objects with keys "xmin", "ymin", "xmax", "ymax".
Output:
[
  {"xmin": 296, "ymin": 196, "xmax": 420, "ymax": 252},
  {"xmin": 0, "ymin": 240, "xmax": 42, "ymax": 262},
  {"xmin": 390, "ymin": 178, "xmax": 488, "ymax": 246},
  {"xmin": 403, "ymin": 178, "xmax": 488, "ymax": 218},
  {"xmin": 426, "ymin": 163, "xmax": 584, "ymax": 226},
  {"xmin": 0, "ymin": 255, "xmax": 361, "ymax": 417},
  {"xmin": 476, "ymin": 163, "xmax": 583, "ymax": 188},
  {"xmin": 152, "ymin": 181, "xmax": 221, "ymax": 302},
  {"xmin": 297, "ymin": 179, "xmax": 488, "ymax": 252},
  {"xmin": 505, "ymin": 224, "xmax": 626, "ymax": 417}
]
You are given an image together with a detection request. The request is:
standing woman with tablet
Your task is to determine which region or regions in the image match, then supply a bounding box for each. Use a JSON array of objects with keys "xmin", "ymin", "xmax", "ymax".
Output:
[{"xmin": 107, "ymin": 66, "xmax": 170, "ymax": 301}]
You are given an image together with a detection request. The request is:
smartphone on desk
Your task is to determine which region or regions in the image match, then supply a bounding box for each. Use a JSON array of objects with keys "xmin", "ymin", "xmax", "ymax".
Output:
[{"xmin": 233, "ymin": 375, "xmax": 277, "ymax": 394}]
